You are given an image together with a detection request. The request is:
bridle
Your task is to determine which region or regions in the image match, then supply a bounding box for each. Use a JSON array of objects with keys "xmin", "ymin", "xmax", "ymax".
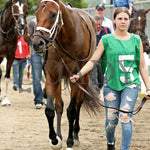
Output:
[
  {"xmin": 34, "ymin": 0, "xmax": 92, "ymax": 62},
  {"xmin": 13, "ymin": 2, "xmax": 27, "ymax": 35},
  {"xmin": 34, "ymin": 0, "xmax": 64, "ymax": 43}
]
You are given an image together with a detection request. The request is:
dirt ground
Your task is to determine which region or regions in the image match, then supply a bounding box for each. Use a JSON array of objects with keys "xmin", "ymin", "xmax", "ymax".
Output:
[{"xmin": 0, "ymin": 76, "xmax": 150, "ymax": 150}]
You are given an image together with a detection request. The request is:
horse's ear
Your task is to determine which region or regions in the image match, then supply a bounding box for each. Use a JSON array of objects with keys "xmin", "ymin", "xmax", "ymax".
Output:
[
  {"xmin": 132, "ymin": 7, "xmax": 136, "ymax": 12},
  {"xmin": 145, "ymin": 8, "xmax": 150, "ymax": 14}
]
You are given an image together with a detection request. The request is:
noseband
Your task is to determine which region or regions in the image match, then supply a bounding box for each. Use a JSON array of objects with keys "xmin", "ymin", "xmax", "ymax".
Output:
[{"xmin": 34, "ymin": 0, "xmax": 64, "ymax": 42}]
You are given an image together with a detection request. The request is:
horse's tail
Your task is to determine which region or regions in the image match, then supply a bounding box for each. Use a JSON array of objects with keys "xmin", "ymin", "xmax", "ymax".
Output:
[{"xmin": 83, "ymin": 81, "xmax": 101, "ymax": 115}]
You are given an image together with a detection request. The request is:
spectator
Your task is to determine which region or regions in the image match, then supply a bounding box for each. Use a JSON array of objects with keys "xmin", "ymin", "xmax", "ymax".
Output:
[
  {"xmin": 24, "ymin": 17, "xmax": 46, "ymax": 109},
  {"xmin": 90, "ymin": 14, "xmax": 111, "ymax": 94},
  {"xmin": 95, "ymin": 3, "xmax": 114, "ymax": 33},
  {"xmin": 114, "ymin": 0, "xmax": 136, "ymax": 17},
  {"xmin": 12, "ymin": 35, "xmax": 30, "ymax": 92}
]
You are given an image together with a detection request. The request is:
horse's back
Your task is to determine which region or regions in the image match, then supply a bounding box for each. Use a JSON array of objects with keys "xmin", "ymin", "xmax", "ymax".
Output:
[{"xmin": 69, "ymin": 8, "xmax": 97, "ymax": 54}]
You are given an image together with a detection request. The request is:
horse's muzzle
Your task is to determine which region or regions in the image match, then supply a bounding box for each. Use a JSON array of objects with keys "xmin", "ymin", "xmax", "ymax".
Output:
[{"xmin": 32, "ymin": 37, "xmax": 45, "ymax": 54}]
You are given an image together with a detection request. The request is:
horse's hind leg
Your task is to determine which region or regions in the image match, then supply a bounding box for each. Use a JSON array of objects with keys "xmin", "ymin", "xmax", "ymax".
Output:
[
  {"xmin": 0, "ymin": 66, "xmax": 2, "ymax": 102},
  {"xmin": 73, "ymin": 97, "xmax": 83, "ymax": 146},
  {"xmin": 66, "ymin": 85, "xmax": 84, "ymax": 148}
]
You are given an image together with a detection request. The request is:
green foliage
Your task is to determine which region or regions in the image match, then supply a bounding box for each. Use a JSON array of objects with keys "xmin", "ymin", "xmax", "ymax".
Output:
[
  {"xmin": 0, "ymin": 0, "xmax": 8, "ymax": 11},
  {"xmin": 0, "ymin": 0, "xmax": 88, "ymax": 16},
  {"xmin": 61, "ymin": 0, "xmax": 89, "ymax": 8}
]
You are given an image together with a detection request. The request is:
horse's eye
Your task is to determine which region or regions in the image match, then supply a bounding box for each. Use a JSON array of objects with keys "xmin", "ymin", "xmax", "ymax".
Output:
[{"xmin": 50, "ymin": 13, "xmax": 57, "ymax": 19}]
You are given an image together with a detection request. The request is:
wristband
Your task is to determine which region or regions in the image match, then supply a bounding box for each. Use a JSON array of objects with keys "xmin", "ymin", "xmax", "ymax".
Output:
[{"xmin": 77, "ymin": 72, "xmax": 82, "ymax": 78}]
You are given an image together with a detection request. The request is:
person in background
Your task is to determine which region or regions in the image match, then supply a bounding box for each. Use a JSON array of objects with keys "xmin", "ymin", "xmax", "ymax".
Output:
[
  {"xmin": 95, "ymin": 3, "xmax": 114, "ymax": 33},
  {"xmin": 12, "ymin": 35, "xmax": 30, "ymax": 92},
  {"xmin": 26, "ymin": 59, "xmax": 31, "ymax": 79},
  {"xmin": 114, "ymin": 0, "xmax": 136, "ymax": 17},
  {"xmin": 70, "ymin": 7, "xmax": 150, "ymax": 150},
  {"xmin": 24, "ymin": 17, "xmax": 46, "ymax": 109},
  {"xmin": 90, "ymin": 14, "xmax": 111, "ymax": 94}
]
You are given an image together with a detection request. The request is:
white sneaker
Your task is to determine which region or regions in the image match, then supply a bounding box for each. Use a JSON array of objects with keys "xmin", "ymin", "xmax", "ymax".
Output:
[
  {"xmin": 1, "ymin": 97, "xmax": 11, "ymax": 106},
  {"xmin": 35, "ymin": 104, "xmax": 42, "ymax": 109}
]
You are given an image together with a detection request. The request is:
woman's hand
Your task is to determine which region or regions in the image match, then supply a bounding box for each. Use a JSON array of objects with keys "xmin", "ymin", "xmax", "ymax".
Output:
[
  {"xmin": 70, "ymin": 74, "xmax": 80, "ymax": 83},
  {"xmin": 145, "ymin": 91, "xmax": 150, "ymax": 100}
]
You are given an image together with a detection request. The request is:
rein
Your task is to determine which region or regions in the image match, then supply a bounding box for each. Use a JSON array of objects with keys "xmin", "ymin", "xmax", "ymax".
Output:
[{"xmin": 53, "ymin": 46, "xmax": 148, "ymax": 115}]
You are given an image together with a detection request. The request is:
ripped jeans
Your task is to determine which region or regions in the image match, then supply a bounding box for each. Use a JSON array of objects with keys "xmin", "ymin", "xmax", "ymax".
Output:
[{"xmin": 103, "ymin": 82, "xmax": 138, "ymax": 150}]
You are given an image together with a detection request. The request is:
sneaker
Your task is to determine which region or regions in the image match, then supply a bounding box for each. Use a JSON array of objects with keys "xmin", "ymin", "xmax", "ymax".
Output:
[
  {"xmin": 13, "ymin": 85, "xmax": 17, "ymax": 91},
  {"xmin": 19, "ymin": 88, "xmax": 24, "ymax": 93},
  {"xmin": 35, "ymin": 103, "xmax": 42, "ymax": 109},
  {"xmin": 1, "ymin": 97, "xmax": 11, "ymax": 106},
  {"xmin": 107, "ymin": 143, "xmax": 115, "ymax": 150}
]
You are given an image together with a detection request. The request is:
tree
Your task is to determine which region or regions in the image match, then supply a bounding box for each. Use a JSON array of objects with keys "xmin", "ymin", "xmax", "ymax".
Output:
[
  {"xmin": 62, "ymin": 0, "xmax": 89, "ymax": 8},
  {"xmin": 0, "ymin": 0, "xmax": 88, "ymax": 16}
]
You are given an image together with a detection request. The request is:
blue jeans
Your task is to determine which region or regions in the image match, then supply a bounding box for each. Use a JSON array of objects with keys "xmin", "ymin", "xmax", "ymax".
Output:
[
  {"xmin": 103, "ymin": 81, "xmax": 138, "ymax": 150},
  {"xmin": 31, "ymin": 51, "xmax": 44, "ymax": 105},
  {"xmin": 12, "ymin": 59, "xmax": 26, "ymax": 88}
]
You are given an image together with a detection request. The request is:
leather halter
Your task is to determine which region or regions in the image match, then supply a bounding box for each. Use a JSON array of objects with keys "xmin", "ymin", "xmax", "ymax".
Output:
[{"xmin": 34, "ymin": 0, "xmax": 64, "ymax": 42}]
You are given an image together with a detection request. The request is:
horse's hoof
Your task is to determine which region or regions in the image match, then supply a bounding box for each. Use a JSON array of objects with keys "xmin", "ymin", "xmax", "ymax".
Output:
[
  {"xmin": 74, "ymin": 139, "xmax": 80, "ymax": 146},
  {"xmin": 49, "ymin": 136, "xmax": 62, "ymax": 150},
  {"xmin": 66, "ymin": 148, "xmax": 73, "ymax": 150}
]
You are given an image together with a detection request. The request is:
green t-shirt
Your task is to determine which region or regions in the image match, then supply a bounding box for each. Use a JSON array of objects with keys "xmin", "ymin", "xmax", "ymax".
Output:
[{"xmin": 101, "ymin": 33, "xmax": 141, "ymax": 91}]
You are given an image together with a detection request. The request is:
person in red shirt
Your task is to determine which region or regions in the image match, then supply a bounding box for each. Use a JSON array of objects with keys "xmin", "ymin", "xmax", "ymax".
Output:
[{"xmin": 12, "ymin": 35, "xmax": 30, "ymax": 92}]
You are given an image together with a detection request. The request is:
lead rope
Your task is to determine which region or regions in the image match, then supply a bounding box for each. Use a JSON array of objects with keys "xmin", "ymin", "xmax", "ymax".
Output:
[{"xmin": 52, "ymin": 46, "xmax": 148, "ymax": 115}]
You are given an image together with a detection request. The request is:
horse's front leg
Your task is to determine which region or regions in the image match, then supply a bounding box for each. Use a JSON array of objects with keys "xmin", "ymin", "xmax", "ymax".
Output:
[
  {"xmin": 55, "ymin": 82, "xmax": 64, "ymax": 140},
  {"xmin": 45, "ymin": 80, "xmax": 62, "ymax": 150},
  {"xmin": 1, "ymin": 55, "xmax": 14, "ymax": 106}
]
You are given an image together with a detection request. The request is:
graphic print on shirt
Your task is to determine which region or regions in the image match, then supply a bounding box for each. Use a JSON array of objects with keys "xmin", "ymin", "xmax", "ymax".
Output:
[
  {"xmin": 18, "ymin": 41, "xmax": 23, "ymax": 54},
  {"xmin": 118, "ymin": 55, "xmax": 135, "ymax": 84}
]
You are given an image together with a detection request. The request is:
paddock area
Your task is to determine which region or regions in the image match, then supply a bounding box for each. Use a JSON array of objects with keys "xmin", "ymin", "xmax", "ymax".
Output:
[{"xmin": 0, "ymin": 76, "xmax": 150, "ymax": 150}]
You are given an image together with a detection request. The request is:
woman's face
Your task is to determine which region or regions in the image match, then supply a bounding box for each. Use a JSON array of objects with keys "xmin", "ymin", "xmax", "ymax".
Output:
[{"xmin": 113, "ymin": 12, "xmax": 130, "ymax": 31}]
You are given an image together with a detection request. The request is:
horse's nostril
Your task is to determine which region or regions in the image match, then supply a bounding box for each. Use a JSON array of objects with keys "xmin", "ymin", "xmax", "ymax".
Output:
[{"xmin": 39, "ymin": 40, "xmax": 44, "ymax": 46}]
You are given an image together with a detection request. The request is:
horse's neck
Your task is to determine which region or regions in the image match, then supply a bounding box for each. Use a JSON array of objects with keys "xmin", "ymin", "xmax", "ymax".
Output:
[
  {"xmin": 59, "ymin": 5, "xmax": 76, "ymax": 40},
  {"xmin": 2, "ymin": 8, "xmax": 14, "ymax": 30}
]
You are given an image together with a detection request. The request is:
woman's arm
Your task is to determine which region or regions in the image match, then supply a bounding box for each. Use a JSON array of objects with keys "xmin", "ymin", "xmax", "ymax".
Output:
[
  {"xmin": 139, "ymin": 41, "xmax": 150, "ymax": 98},
  {"xmin": 128, "ymin": 2, "xmax": 133, "ymax": 15},
  {"xmin": 70, "ymin": 39, "xmax": 105, "ymax": 83}
]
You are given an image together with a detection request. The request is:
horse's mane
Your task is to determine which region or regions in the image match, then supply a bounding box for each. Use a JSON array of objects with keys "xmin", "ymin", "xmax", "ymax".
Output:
[
  {"xmin": 5, "ymin": 0, "xmax": 13, "ymax": 10},
  {"xmin": 13, "ymin": 0, "xmax": 26, "ymax": 3}
]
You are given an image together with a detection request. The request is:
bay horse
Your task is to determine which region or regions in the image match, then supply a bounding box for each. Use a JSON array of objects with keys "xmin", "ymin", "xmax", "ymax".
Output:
[
  {"xmin": 128, "ymin": 8, "xmax": 150, "ymax": 53},
  {"xmin": 33, "ymin": 0, "xmax": 99, "ymax": 149},
  {"xmin": 0, "ymin": 0, "xmax": 27, "ymax": 106}
]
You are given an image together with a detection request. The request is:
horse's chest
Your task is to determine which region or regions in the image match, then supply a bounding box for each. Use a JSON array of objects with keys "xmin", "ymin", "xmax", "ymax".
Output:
[{"xmin": 0, "ymin": 41, "xmax": 17, "ymax": 57}]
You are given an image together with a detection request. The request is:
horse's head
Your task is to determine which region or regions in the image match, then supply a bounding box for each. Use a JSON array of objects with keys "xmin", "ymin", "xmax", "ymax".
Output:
[
  {"xmin": 132, "ymin": 9, "xmax": 150, "ymax": 35},
  {"xmin": 12, "ymin": 0, "xmax": 28, "ymax": 34},
  {"xmin": 129, "ymin": 8, "xmax": 150, "ymax": 53},
  {"xmin": 33, "ymin": 0, "xmax": 64, "ymax": 53},
  {"xmin": 0, "ymin": 0, "xmax": 15, "ymax": 32}
]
